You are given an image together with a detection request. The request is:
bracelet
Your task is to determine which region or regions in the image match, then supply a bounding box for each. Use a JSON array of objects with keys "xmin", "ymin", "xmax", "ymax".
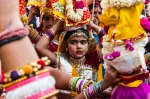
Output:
[
  {"xmin": 45, "ymin": 29, "xmax": 54, "ymax": 40},
  {"xmin": 69, "ymin": 77, "xmax": 95, "ymax": 93},
  {"xmin": 83, "ymin": 91, "xmax": 88, "ymax": 99},
  {"xmin": 69, "ymin": 77, "xmax": 81, "ymax": 91},
  {"xmin": 85, "ymin": 80, "xmax": 103, "ymax": 99},
  {"xmin": 1, "ymin": 57, "xmax": 51, "ymax": 84},
  {"xmin": 0, "ymin": 35, "xmax": 27, "ymax": 47},
  {"xmin": 28, "ymin": 26, "xmax": 40, "ymax": 39},
  {"xmin": 98, "ymin": 28, "xmax": 105, "ymax": 37},
  {"xmin": 82, "ymin": 80, "xmax": 95, "ymax": 92}
]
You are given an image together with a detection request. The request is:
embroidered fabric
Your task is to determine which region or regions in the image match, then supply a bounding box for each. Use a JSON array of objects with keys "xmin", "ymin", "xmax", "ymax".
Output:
[
  {"xmin": 6, "ymin": 75, "xmax": 55, "ymax": 99},
  {"xmin": 56, "ymin": 53, "xmax": 98, "ymax": 82}
]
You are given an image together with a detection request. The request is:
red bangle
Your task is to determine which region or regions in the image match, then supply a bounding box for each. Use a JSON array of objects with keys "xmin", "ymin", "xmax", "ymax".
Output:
[{"xmin": 45, "ymin": 29, "xmax": 54, "ymax": 40}]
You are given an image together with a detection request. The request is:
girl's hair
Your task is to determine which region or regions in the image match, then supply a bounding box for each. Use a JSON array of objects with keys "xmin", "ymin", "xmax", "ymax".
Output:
[
  {"xmin": 88, "ymin": 2, "xmax": 102, "ymax": 11},
  {"xmin": 64, "ymin": 28, "xmax": 89, "ymax": 42}
]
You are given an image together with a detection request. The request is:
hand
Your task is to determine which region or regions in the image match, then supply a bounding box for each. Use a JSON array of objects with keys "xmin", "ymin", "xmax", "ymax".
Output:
[
  {"xmin": 87, "ymin": 21, "xmax": 101, "ymax": 34},
  {"xmin": 92, "ymin": 17, "xmax": 99, "ymax": 25},
  {"xmin": 102, "ymin": 66, "xmax": 120, "ymax": 91},
  {"xmin": 28, "ymin": 6, "xmax": 40, "ymax": 23}
]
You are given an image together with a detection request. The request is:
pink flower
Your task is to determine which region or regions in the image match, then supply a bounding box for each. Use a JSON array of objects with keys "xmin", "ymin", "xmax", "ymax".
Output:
[
  {"xmin": 76, "ymin": 1, "xmax": 84, "ymax": 9},
  {"xmin": 104, "ymin": 51, "xmax": 120, "ymax": 60}
]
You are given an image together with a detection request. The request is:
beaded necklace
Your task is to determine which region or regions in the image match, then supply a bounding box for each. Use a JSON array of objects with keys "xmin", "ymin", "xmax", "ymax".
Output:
[{"xmin": 69, "ymin": 56, "xmax": 85, "ymax": 76}]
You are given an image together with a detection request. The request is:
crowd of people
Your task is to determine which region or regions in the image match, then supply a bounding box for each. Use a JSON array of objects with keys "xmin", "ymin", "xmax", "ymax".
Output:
[{"xmin": 0, "ymin": 0, "xmax": 150, "ymax": 99}]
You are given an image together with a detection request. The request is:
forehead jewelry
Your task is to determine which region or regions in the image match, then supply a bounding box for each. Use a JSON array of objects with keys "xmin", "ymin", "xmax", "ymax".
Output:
[{"xmin": 67, "ymin": 30, "xmax": 88, "ymax": 42}]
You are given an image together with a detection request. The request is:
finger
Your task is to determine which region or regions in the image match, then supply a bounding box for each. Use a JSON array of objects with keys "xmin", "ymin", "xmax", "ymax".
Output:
[{"xmin": 115, "ymin": 78, "xmax": 121, "ymax": 83}]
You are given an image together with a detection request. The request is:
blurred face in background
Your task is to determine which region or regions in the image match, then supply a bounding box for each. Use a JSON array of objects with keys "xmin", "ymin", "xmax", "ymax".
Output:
[
  {"xmin": 42, "ymin": 15, "xmax": 58, "ymax": 30},
  {"xmin": 89, "ymin": 3, "xmax": 102, "ymax": 25}
]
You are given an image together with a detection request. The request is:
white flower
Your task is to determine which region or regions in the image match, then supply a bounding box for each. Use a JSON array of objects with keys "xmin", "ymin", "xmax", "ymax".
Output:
[
  {"xmin": 101, "ymin": 0, "xmax": 145, "ymax": 10},
  {"xmin": 66, "ymin": 0, "xmax": 84, "ymax": 22}
]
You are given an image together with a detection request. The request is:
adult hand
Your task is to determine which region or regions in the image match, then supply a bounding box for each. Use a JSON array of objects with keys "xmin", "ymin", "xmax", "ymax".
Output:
[
  {"xmin": 28, "ymin": 6, "xmax": 40, "ymax": 23},
  {"xmin": 101, "ymin": 66, "xmax": 120, "ymax": 91}
]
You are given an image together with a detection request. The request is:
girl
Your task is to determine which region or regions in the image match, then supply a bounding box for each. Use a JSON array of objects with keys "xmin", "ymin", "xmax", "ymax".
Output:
[{"xmin": 35, "ymin": 22, "xmax": 105, "ymax": 98}]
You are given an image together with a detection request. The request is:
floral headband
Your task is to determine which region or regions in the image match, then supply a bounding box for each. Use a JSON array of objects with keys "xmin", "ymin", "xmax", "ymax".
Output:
[{"xmin": 101, "ymin": 0, "xmax": 145, "ymax": 10}]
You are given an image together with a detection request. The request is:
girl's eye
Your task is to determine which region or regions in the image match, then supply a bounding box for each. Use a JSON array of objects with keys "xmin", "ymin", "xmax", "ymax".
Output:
[
  {"xmin": 70, "ymin": 41, "xmax": 77, "ymax": 45},
  {"xmin": 81, "ymin": 40, "xmax": 87, "ymax": 45}
]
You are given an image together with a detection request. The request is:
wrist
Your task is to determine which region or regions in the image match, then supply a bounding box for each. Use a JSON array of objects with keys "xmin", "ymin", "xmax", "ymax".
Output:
[{"xmin": 44, "ymin": 29, "xmax": 54, "ymax": 40}]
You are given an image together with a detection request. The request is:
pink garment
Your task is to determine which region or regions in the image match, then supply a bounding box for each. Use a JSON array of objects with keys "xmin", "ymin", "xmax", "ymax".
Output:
[
  {"xmin": 111, "ymin": 82, "xmax": 150, "ymax": 99},
  {"xmin": 48, "ymin": 42, "xmax": 58, "ymax": 52},
  {"xmin": 145, "ymin": 0, "xmax": 150, "ymax": 4},
  {"xmin": 140, "ymin": 17, "xmax": 150, "ymax": 32}
]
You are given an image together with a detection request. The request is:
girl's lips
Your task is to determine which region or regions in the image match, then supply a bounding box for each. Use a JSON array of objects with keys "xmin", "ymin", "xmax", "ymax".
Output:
[{"xmin": 76, "ymin": 51, "xmax": 83, "ymax": 55}]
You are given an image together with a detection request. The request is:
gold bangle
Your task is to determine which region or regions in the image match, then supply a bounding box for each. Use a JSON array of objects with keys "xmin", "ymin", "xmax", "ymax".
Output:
[
  {"xmin": 82, "ymin": 80, "xmax": 94, "ymax": 92},
  {"xmin": 44, "ymin": 34, "xmax": 50, "ymax": 40},
  {"xmin": 50, "ymin": 28, "xmax": 54, "ymax": 35},
  {"xmin": 83, "ymin": 91, "xmax": 88, "ymax": 99}
]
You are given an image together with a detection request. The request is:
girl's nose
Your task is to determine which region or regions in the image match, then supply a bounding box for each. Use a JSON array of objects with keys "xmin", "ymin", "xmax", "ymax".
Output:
[{"xmin": 77, "ymin": 43, "xmax": 82, "ymax": 48}]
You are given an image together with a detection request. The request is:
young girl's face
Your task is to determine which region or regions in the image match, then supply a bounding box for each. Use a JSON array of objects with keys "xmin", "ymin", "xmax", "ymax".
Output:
[
  {"xmin": 43, "ymin": 15, "xmax": 58, "ymax": 30},
  {"xmin": 67, "ymin": 36, "xmax": 89, "ymax": 59}
]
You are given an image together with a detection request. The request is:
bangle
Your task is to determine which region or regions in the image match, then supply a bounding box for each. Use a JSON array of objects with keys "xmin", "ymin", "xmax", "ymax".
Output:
[
  {"xmin": 28, "ymin": 26, "xmax": 40, "ymax": 39},
  {"xmin": 98, "ymin": 28, "xmax": 105, "ymax": 37},
  {"xmin": 69, "ymin": 77, "xmax": 95, "ymax": 93},
  {"xmin": 71, "ymin": 77, "xmax": 81, "ymax": 91},
  {"xmin": 0, "ymin": 35, "xmax": 27, "ymax": 47},
  {"xmin": 44, "ymin": 34, "xmax": 50, "ymax": 40},
  {"xmin": 85, "ymin": 80, "xmax": 103, "ymax": 99},
  {"xmin": 2, "ymin": 57, "xmax": 51, "ymax": 84},
  {"xmin": 82, "ymin": 80, "xmax": 94, "ymax": 92},
  {"xmin": 83, "ymin": 91, "xmax": 88, "ymax": 99},
  {"xmin": 49, "ymin": 28, "xmax": 54, "ymax": 35},
  {"xmin": 45, "ymin": 29, "xmax": 54, "ymax": 40}
]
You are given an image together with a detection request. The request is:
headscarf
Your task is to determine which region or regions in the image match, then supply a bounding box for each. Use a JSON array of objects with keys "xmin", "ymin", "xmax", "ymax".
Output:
[{"xmin": 57, "ymin": 26, "xmax": 96, "ymax": 54}]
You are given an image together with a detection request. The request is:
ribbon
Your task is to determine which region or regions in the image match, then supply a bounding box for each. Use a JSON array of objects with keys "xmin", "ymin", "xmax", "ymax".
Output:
[{"xmin": 125, "ymin": 40, "xmax": 134, "ymax": 51}]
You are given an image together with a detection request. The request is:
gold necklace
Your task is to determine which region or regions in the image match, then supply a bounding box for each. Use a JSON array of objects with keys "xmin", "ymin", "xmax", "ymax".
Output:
[{"xmin": 69, "ymin": 56, "xmax": 85, "ymax": 68}]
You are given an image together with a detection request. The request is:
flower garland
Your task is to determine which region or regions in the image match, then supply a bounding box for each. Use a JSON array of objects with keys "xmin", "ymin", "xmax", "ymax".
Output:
[
  {"xmin": 66, "ymin": 0, "xmax": 85, "ymax": 22},
  {"xmin": 101, "ymin": 0, "xmax": 145, "ymax": 10}
]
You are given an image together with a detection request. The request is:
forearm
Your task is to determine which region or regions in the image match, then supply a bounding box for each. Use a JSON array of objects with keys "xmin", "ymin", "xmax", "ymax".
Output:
[
  {"xmin": 75, "ymin": 93, "xmax": 85, "ymax": 99},
  {"xmin": 0, "ymin": 37, "xmax": 39, "ymax": 72},
  {"xmin": 89, "ymin": 21, "xmax": 101, "ymax": 34},
  {"xmin": 35, "ymin": 36, "xmax": 57, "ymax": 63},
  {"xmin": 49, "ymin": 67, "xmax": 71, "ymax": 90},
  {"xmin": 51, "ymin": 20, "xmax": 63, "ymax": 35}
]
